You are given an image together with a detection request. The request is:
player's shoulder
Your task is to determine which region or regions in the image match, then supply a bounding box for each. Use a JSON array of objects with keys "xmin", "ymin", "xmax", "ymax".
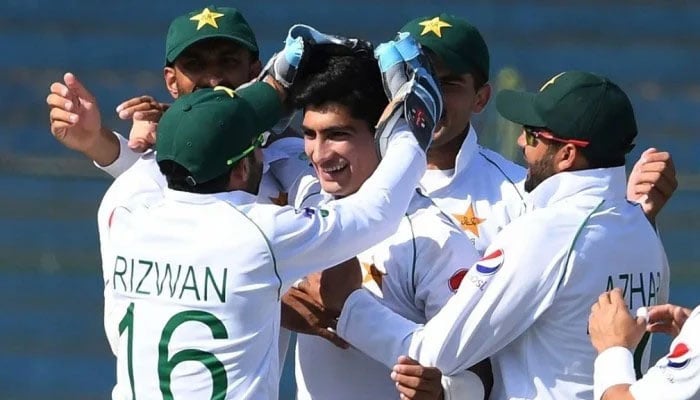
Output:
[{"xmin": 475, "ymin": 145, "xmax": 526, "ymax": 184}]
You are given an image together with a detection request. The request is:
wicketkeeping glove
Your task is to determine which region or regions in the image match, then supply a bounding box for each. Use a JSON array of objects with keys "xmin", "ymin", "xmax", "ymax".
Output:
[
  {"xmin": 260, "ymin": 24, "xmax": 373, "ymax": 89},
  {"xmin": 373, "ymin": 32, "xmax": 443, "ymax": 158}
]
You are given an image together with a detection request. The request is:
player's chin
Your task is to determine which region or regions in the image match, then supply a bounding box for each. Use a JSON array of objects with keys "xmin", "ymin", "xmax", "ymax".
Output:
[
  {"xmin": 320, "ymin": 180, "xmax": 353, "ymax": 198},
  {"xmin": 431, "ymin": 123, "xmax": 451, "ymax": 145}
]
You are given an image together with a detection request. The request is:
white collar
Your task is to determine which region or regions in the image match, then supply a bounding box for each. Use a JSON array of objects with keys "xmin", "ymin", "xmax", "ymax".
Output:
[
  {"xmin": 527, "ymin": 166, "xmax": 628, "ymax": 209},
  {"xmin": 163, "ymin": 188, "xmax": 257, "ymax": 206},
  {"xmin": 453, "ymin": 125, "xmax": 479, "ymax": 177},
  {"xmin": 420, "ymin": 125, "xmax": 478, "ymax": 192}
]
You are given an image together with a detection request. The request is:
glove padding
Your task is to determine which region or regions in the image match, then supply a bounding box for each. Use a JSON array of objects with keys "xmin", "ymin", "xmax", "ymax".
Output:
[
  {"xmin": 259, "ymin": 25, "xmax": 373, "ymax": 135},
  {"xmin": 260, "ymin": 24, "xmax": 373, "ymax": 89},
  {"xmin": 374, "ymin": 32, "xmax": 442, "ymax": 158}
]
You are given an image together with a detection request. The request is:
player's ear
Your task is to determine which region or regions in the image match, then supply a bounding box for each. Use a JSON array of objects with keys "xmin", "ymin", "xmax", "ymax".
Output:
[
  {"xmin": 555, "ymin": 143, "xmax": 579, "ymax": 172},
  {"xmin": 472, "ymin": 83, "xmax": 491, "ymax": 114},
  {"xmin": 227, "ymin": 159, "xmax": 249, "ymax": 188},
  {"xmin": 164, "ymin": 67, "xmax": 178, "ymax": 98},
  {"xmin": 249, "ymin": 59, "xmax": 262, "ymax": 80}
]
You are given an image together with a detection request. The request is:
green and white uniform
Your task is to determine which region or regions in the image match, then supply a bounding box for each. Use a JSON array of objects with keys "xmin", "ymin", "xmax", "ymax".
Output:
[{"xmin": 99, "ymin": 126, "xmax": 425, "ymax": 399}]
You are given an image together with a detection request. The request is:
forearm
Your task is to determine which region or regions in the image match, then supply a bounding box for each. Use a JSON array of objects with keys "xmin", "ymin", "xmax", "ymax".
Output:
[
  {"xmin": 93, "ymin": 130, "xmax": 144, "ymax": 178},
  {"xmin": 602, "ymin": 385, "xmax": 635, "ymax": 400},
  {"xmin": 85, "ymin": 126, "xmax": 120, "ymax": 166}
]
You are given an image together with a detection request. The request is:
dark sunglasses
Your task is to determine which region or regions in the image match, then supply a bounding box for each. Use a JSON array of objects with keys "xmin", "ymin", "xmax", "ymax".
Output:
[{"xmin": 523, "ymin": 126, "xmax": 590, "ymax": 148}]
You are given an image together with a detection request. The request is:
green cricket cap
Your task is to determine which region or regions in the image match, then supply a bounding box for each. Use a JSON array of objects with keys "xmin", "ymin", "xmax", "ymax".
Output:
[
  {"xmin": 156, "ymin": 83, "xmax": 282, "ymax": 184},
  {"xmin": 401, "ymin": 13, "xmax": 489, "ymax": 81},
  {"xmin": 165, "ymin": 6, "xmax": 258, "ymax": 63},
  {"xmin": 496, "ymin": 71, "xmax": 637, "ymax": 161}
]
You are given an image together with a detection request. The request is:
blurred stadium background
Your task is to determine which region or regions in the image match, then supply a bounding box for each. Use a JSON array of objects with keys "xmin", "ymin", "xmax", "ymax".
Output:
[{"xmin": 0, "ymin": 1, "xmax": 698, "ymax": 398}]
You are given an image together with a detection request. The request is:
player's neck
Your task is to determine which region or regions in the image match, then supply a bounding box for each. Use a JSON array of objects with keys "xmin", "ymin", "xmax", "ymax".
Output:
[{"xmin": 426, "ymin": 127, "xmax": 469, "ymax": 170}]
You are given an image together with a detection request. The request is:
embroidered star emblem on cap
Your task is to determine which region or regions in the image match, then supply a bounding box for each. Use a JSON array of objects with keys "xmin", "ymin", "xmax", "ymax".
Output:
[
  {"xmin": 453, "ymin": 203, "xmax": 485, "ymax": 237},
  {"xmin": 419, "ymin": 17, "xmax": 452, "ymax": 38},
  {"xmin": 190, "ymin": 7, "xmax": 225, "ymax": 30}
]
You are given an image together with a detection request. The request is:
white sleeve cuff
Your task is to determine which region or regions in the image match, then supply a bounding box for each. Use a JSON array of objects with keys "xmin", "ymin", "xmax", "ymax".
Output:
[
  {"xmin": 94, "ymin": 131, "xmax": 143, "ymax": 178},
  {"xmin": 594, "ymin": 346, "xmax": 637, "ymax": 400},
  {"xmin": 441, "ymin": 370, "xmax": 485, "ymax": 400}
]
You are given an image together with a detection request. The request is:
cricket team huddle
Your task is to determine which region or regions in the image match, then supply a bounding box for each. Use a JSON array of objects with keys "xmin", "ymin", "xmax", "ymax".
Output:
[{"xmin": 46, "ymin": 5, "xmax": 700, "ymax": 400}]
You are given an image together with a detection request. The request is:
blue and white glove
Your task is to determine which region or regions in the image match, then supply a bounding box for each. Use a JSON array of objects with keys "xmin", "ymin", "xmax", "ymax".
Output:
[
  {"xmin": 260, "ymin": 24, "xmax": 373, "ymax": 89},
  {"xmin": 259, "ymin": 24, "xmax": 373, "ymax": 135},
  {"xmin": 374, "ymin": 32, "xmax": 443, "ymax": 157}
]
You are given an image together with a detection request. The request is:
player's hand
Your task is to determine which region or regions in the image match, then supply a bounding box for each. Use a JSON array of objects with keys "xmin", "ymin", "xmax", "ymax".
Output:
[
  {"xmin": 646, "ymin": 303, "xmax": 692, "ymax": 338},
  {"xmin": 116, "ymin": 95, "xmax": 169, "ymax": 121},
  {"xmin": 115, "ymin": 96, "xmax": 169, "ymax": 152},
  {"xmin": 281, "ymin": 288, "xmax": 349, "ymax": 349},
  {"xmin": 261, "ymin": 24, "xmax": 372, "ymax": 89},
  {"xmin": 47, "ymin": 72, "xmax": 103, "ymax": 153},
  {"xmin": 374, "ymin": 32, "xmax": 442, "ymax": 157},
  {"xmin": 589, "ymin": 288, "xmax": 647, "ymax": 353},
  {"xmin": 627, "ymin": 148, "xmax": 678, "ymax": 223},
  {"xmin": 296, "ymin": 257, "xmax": 362, "ymax": 314},
  {"xmin": 391, "ymin": 356, "xmax": 444, "ymax": 400}
]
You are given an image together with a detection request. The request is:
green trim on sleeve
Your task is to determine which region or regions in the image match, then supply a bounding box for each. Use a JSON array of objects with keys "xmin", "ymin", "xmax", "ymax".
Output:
[
  {"xmin": 404, "ymin": 212, "xmax": 418, "ymax": 293},
  {"xmin": 557, "ymin": 199, "xmax": 606, "ymax": 291},
  {"xmin": 226, "ymin": 204, "xmax": 282, "ymax": 299}
]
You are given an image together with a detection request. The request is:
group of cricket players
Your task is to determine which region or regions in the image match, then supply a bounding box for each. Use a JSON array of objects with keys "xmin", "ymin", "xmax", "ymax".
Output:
[{"xmin": 45, "ymin": 5, "xmax": 699, "ymax": 400}]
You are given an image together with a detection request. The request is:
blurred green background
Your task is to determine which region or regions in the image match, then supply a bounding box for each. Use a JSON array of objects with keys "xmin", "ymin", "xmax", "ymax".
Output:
[{"xmin": 0, "ymin": 1, "xmax": 698, "ymax": 398}]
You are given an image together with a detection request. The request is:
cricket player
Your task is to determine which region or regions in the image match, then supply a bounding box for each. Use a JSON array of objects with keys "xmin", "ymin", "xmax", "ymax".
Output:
[
  {"xmin": 100, "ymin": 31, "xmax": 444, "ymax": 399},
  {"xmin": 590, "ymin": 289, "xmax": 700, "ymax": 400},
  {"xmin": 399, "ymin": 14, "xmax": 677, "ymax": 255},
  {"xmin": 46, "ymin": 6, "xmax": 308, "ymax": 207},
  {"xmin": 284, "ymin": 47, "xmax": 482, "ymax": 400},
  {"xmin": 329, "ymin": 71, "xmax": 670, "ymax": 399}
]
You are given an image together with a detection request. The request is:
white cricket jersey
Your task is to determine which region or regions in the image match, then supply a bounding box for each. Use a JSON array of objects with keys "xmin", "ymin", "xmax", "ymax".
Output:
[
  {"xmin": 420, "ymin": 127, "xmax": 526, "ymax": 255},
  {"xmin": 96, "ymin": 134, "xmax": 313, "ymax": 377},
  {"xmin": 628, "ymin": 306, "xmax": 700, "ymax": 400},
  {"xmin": 292, "ymin": 182, "xmax": 480, "ymax": 400},
  {"xmin": 98, "ymin": 126, "xmax": 426, "ymax": 400},
  {"xmin": 338, "ymin": 166, "xmax": 670, "ymax": 400}
]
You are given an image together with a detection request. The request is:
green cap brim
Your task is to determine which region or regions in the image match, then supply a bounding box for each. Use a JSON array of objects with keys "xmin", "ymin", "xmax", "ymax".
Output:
[
  {"xmin": 495, "ymin": 90, "xmax": 547, "ymax": 127},
  {"xmin": 167, "ymin": 33, "xmax": 258, "ymax": 63}
]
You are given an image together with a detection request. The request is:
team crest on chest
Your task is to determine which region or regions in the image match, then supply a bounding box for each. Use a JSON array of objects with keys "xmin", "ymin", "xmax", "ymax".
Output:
[{"xmin": 452, "ymin": 203, "xmax": 486, "ymax": 237}]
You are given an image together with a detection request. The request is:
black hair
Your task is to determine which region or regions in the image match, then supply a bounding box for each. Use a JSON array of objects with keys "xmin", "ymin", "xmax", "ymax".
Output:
[
  {"xmin": 158, "ymin": 160, "xmax": 234, "ymax": 194},
  {"xmin": 291, "ymin": 47, "xmax": 388, "ymax": 132}
]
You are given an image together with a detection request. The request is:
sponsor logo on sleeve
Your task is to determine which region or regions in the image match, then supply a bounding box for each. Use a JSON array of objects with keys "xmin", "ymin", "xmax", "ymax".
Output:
[
  {"xmin": 666, "ymin": 343, "xmax": 691, "ymax": 369},
  {"xmin": 461, "ymin": 249, "xmax": 504, "ymax": 291},
  {"xmin": 475, "ymin": 249, "xmax": 504, "ymax": 275}
]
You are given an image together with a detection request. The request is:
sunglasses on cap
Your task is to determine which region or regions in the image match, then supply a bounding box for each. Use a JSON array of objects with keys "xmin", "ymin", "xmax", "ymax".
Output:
[
  {"xmin": 523, "ymin": 126, "xmax": 590, "ymax": 148},
  {"xmin": 226, "ymin": 131, "xmax": 270, "ymax": 166}
]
